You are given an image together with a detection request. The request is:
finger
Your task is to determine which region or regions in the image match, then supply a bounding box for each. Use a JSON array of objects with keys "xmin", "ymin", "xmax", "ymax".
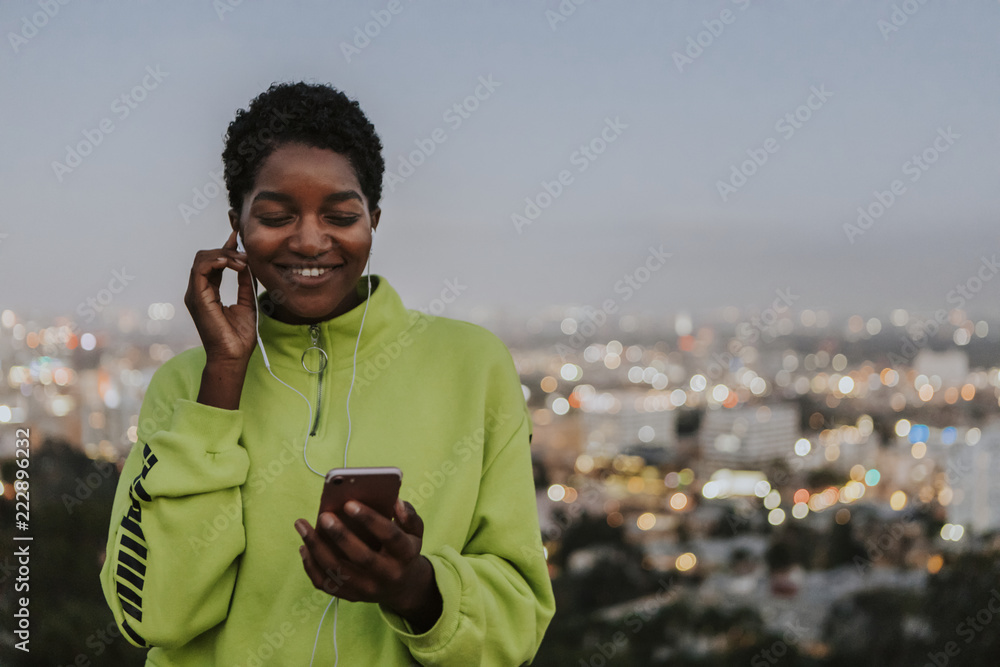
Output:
[
  {"xmin": 397, "ymin": 501, "xmax": 425, "ymax": 540},
  {"xmin": 192, "ymin": 256, "xmax": 242, "ymax": 307},
  {"xmin": 345, "ymin": 501, "xmax": 416, "ymax": 561},
  {"xmin": 296, "ymin": 519, "xmax": 343, "ymax": 574},
  {"xmin": 317, "ymin": 512, "xmax": 382, "ymax": 571},
  {"xmin": 300, "ymin": 544, "xmax": 353, "ymax": 597},
  {"xmin": 191, "ymin": 250, "xmax": 245, "ymax": 281},
  {"xmin": 223, "ymin": 228, "xmax": 239, "ymax": 250}
]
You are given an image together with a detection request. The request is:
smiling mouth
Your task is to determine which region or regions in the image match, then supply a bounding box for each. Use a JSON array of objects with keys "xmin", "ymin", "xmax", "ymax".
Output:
[
  {"xmin": 280, "ymin": 264, "xmax": 344, "ymax": 278},
  {"xmin": 291, "ymin": 267, "xmax": 332, "ymax": 277}
]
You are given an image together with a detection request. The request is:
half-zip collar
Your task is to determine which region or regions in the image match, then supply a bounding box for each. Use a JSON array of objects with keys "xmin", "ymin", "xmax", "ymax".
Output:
[{"xmin": 253, "ymin": 274, "xmax": 413, "ymax": 373}]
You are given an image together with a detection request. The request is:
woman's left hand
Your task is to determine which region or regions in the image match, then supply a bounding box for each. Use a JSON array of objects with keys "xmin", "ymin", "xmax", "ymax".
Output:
[{"xmin": 295, "ymin": 499, "xmax": 443, "ymax": 633}]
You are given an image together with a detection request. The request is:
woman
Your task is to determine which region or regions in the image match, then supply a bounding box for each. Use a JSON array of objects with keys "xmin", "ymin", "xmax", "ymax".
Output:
[{"xmin": 100, "ymin": 81, "xmax": 555, "ymax": 665}]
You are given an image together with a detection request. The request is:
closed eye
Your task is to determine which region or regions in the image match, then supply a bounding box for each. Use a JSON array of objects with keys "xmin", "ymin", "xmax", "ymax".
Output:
[{"xmin": 258, "ymin": 216, "xmax": 292, "ymax": 226}]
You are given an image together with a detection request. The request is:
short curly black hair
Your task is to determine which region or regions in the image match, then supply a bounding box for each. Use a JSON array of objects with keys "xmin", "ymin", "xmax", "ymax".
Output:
[{"xmin": 222, "ymin": 81, "xmax": 384, "ymax": 214}]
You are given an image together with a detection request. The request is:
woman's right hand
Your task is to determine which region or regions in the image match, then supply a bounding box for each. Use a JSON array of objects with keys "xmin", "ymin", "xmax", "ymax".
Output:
[{"xmin": 184, "ymin": 229, "xmax": 258, "ymax": 368}]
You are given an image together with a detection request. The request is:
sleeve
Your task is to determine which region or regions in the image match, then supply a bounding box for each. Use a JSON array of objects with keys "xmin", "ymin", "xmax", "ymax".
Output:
[
  {"xmin": 99, "ymin": 357, "xmax": 251, "ymax": 649},
  {"xmin": 378, "ymin": 345, "xmax": 556, "ymax": 666}
]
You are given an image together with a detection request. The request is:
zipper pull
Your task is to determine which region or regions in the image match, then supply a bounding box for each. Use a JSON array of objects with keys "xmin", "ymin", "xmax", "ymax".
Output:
[{"xmin": 302, "ymin": 324, "xmax": 328, "ymax": 373}]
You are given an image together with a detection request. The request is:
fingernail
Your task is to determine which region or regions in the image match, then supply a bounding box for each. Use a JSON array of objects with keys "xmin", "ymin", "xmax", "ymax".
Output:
[
  {"xmin": 321, "ymin": 514, "xmax": 337, "ymax": 531},
  {"xmin": 295, "ymin": 520, "xmax": 308, "ymax": 537},
  {"xmin": 345, "ymin": 501, "xmax": 361, "ymax": 515},
  {"xmin": 234, "ymin": 259, "xmax": 246, "ymax": 268},
  {"xmin": 299, "ymin": 545, "xmax": 307, "ymax": 560},
  {"xmin": 395, "ymin": 498, "xmax": 405, "ymax": 516}
]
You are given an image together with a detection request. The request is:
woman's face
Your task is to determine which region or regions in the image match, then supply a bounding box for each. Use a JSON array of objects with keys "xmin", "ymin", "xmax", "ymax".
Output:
[{"xmin": 229, "ymin": 142, "xmax": 380, "ymax": 325}]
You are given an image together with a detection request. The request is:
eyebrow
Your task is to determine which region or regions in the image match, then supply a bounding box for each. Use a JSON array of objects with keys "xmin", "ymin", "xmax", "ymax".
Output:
[{"xmin": 250, "ymin": 190, "xmax": 364, "ymax": 205}]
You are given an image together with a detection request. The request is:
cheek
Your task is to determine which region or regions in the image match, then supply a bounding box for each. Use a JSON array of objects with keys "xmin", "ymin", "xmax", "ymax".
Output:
[
  {"xmin": 244, "ymin": 228, "xmax": 282, "ymax": 256},
  {"xmin": 345, "ymin": 231, "xmax": 373, "ymax": 257}
]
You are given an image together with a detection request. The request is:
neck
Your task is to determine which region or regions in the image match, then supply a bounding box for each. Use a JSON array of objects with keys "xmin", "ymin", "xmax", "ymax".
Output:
[{"xmin": 260, "ymin": 282, "xmax": 369, "ymax": 326}]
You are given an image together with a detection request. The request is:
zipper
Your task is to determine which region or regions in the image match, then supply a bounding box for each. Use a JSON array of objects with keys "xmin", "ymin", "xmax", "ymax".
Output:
[{"xmin": 309, "ymin": 324, "xmax": 324, "ymax": 436}]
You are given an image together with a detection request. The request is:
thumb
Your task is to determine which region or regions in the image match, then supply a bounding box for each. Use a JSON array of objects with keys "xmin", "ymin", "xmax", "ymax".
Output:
[{"xmin": 395, "ymin": 500, "xmax": 424, "ymax": 538}]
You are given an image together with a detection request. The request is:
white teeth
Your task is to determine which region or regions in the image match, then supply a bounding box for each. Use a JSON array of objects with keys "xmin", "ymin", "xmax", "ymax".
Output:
[{"xmin": 291, "ymin": 267, "xmax": 327, "ymax": 277}]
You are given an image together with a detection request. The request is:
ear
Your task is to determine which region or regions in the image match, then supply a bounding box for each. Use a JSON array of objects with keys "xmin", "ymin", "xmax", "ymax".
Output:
[
  {"xmin": 228, "ymin": 209, "xmax": 240, "ymax": 235},
  {"xmin": 370, "ymin": 207, "xmax": 381, "ymax": 233}
]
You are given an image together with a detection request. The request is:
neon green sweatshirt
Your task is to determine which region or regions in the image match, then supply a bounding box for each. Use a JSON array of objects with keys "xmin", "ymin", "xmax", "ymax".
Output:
[{"xmin": 100, "ymin": 274, "xmax": 555, "ymax": 666}]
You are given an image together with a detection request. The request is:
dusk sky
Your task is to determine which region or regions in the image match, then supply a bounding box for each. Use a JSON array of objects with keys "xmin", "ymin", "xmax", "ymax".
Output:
[{"xmin": 3, "ymin": 1, "xmax": 998, "ymax": 334}]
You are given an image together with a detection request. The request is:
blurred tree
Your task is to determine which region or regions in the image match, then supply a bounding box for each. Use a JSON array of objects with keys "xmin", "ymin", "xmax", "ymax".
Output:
[
  {"xmin": 806, "ymin": 467, "xmax": 846, "ymax": 489},
  {"xmin": 0, "ymin": 439, "xmax": 147, "ymax": 667},
  {"xmin": 675, "ymin": 408, "xmax": 700, "ymax": 435},
  {"xmin": 918, "ymin": 552, "xmax": 1000, "ymax": 666},
  {"xmin": 824, "ymin": 518, "xmax": 867, "ymax": 569},
  {"xmin": 823, "ymin": 588, "xmax": 922, "ymax": 667}
]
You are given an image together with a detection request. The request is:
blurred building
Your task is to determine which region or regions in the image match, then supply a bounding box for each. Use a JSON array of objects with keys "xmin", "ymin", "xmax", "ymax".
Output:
[
  {"xmin": 913, "ymin": 348, "xmax": 969, "ymax": 388},
  {"xmin": 580, "ymin": 388, "xmax": 676, "ymax": 459},
  {"xmin": 700, "ymin": 402, "xmax": 799, "ymax": 470},
  {"xmin": 946, "ymin": 421, "xmax": 1000, "ymax": 535}
]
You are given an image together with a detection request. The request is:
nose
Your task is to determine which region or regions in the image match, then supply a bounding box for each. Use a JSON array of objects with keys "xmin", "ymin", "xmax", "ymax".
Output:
[{"xmin": 288, "ymin": 215, "xmax": 333, "ymax": 258}]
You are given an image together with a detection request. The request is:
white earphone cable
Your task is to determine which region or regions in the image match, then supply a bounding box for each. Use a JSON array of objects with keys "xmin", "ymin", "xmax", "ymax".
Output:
[{"xmin": 240, "ymin": 229, "xmax": 374, "ymax": 667}]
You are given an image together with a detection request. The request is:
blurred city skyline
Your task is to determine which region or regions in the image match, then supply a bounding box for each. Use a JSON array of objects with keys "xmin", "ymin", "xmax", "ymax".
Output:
[
  {"xmin": 6, "ymin": 5, "xmax": 1000, "ymax": 663},
  {"xmin": 3, "ymin": 1, "xmax": 999, "ymax": 327}
]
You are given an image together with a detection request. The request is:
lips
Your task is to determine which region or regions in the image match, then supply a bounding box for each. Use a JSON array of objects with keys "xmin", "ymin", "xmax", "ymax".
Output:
[
  {"xmin": 279, "ymin": 264, "xmax": 344, "ymax": 286},
  {"xmin": 290, "ymin": 266, "xmax": 331, "ymax": 277}
]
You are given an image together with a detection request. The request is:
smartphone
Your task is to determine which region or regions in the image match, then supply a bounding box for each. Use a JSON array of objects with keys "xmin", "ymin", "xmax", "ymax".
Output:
[{"xmin": 318, "ymin": 467, "xmax": 403, "ymax": 550}]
